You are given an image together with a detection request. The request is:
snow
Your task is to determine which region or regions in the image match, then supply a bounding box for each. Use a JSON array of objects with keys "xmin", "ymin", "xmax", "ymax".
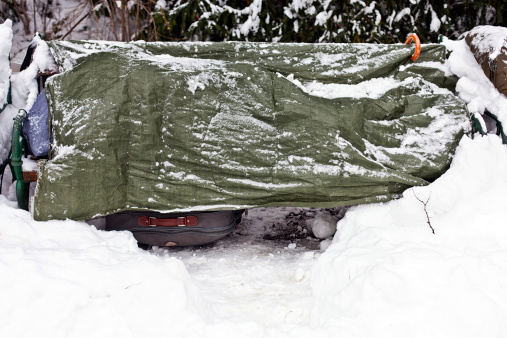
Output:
[
  {"xmin": 227, "ymin": 178, "xmax": 302, "ymax": 189},
  {"xmin": 3, "ymin": 132, "xmax": 507, "ymax": 337},
  {"xmin": 467, "ymin": 25, "xmax": 507, "ymax": 60},
  {"xmin": 10, "ymin": 36, "xmax": 57, "ymax": 111},
  {"xmin": 297, "ymin": 76, "xmax": 413, "ymax": 99},
  {"xmin": 2, "ymin": 24, "xmax": 507, "ymax": 338},
  {"xmin": 315, "ymin": 10, "xmax": 333, "ymax": 26},
  {"xmin": 0, "ymin": 19, "xmax": 15, "ymax": 163},
  {"xmin": 0, "ymin": 19, "xmax": 12, "ymax": 110},
  {"xmin": 394, "ymin": 8, "xmax": 410, "ymax": 22},
  {"xmin": 238, "ymin": 0, "xmax": 262, "ymax": 37},
  {"xmin": 155, "ymin": 0, "xmax": 167, "ymax": 11},
  {"xmin": 443, "ymin": 36, "xmax": 507, "ymax": 127},
  {"xmin": 429, "ymin": 5, "xmax": 441, "ymax": 32},
  {"xmin": 21, "ymin": 156, "xmax": 38, "ymax": 171},
  {"xmin": 311, "ymin": 135, "xmax": 507, "ymax": 337}
]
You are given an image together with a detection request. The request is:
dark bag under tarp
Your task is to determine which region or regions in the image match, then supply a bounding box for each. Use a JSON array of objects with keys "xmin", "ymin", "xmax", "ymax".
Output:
[
  {"xmin": 33, "ymin": 40, "xmax": 469, "ymax": 221},
  {"xmin": 22, "ymin": 89, "xmax": 50, "ymax": 157},
  {"xmin": 105, "ymin": 210, "xmax": 244, "ymax": 247}
]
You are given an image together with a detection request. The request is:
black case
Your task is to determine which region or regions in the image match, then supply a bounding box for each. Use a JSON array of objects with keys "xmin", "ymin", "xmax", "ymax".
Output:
[{"xmin": 105, "ymin": 210, "xmax": 244, "ymax": 247}]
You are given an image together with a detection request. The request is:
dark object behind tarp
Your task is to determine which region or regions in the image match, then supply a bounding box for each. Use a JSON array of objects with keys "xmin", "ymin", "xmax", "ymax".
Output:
[
  {"xmin": 106, "ymin": 210, "xmax": 244, "ymax": 247},
  {"xmin": 465, "ymin": 26, "xmax": 507, "ymax": 97},
  {"xmin": 22, "ymin": 89, "xmax": 50, "ymax": 157}
]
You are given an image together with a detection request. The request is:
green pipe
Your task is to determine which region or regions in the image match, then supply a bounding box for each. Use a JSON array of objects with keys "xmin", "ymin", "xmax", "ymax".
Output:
[
  {"xmin": 11, "ymin": 110, "xmax": 28, "ymax": 210},
  {"xmin": 484, "ymin": 111, "xmax": 507, "ymax": 144},
  {"xmin": 470, "ymin": 113, "xmax": 486, "ymax": 137}
]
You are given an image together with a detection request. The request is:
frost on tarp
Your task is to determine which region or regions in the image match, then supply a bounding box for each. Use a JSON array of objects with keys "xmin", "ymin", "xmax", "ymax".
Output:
[{"xmin": 34, "ymin": 41, "xmax": 469, "ymax": 221}]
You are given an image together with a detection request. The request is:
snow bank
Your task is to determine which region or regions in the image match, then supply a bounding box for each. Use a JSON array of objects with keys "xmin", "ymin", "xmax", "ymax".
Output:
[
  {"xmin": 0, "ymin": 196, "xmax": 211, "ymax": 337},
  {"xmin": 6, "ymin": 136, "xmax": 506, "ymax": 337},
  {"xmin": 311, "ymin": 135, "xmax": 507, "ymax": 337}
]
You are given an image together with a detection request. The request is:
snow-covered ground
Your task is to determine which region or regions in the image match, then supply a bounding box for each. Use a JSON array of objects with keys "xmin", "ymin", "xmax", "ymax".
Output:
[{"xmin": 2, "ymin": 20, "xmax": 507, "ymax": 337}]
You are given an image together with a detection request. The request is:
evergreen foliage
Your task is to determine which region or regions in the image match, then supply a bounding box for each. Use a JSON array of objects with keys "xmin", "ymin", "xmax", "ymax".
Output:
[
  {"xmin": 1, "ymin": 0, "xmax": 505, "ymax": 43},
  {"xmin": 152, "ymin": 0, "xmax": 506, "ymax": 43}
]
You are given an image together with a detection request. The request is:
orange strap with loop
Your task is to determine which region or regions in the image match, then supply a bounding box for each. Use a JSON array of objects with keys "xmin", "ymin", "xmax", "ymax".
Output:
[{"xmin": 404, "ymin": 34, "xmax": 421, "ymax": 61}]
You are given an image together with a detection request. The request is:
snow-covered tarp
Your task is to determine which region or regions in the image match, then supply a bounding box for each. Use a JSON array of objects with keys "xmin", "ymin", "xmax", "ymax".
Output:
[{"xmin": 34, "ymin": 40, "xmax": 469, "ymax": 221}]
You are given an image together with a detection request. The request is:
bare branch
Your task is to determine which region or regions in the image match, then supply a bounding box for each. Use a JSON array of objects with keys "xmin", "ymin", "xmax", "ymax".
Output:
[
  {"xmin": 32, "ymin": 0, "xmax": 37, "ymax": 33},
  {"xmin": 10, "ymin": 0, "xmax": 31, "ymax": 34},
  {"xmin": 412, "ymin": 190, "xmax": 435, "ymax": 234},
  {"xmin": 61, "ymin": 10, "xmax": 94, "ymax": 40},
  {"xmin": 103, "ymin": 0, "xmax": 119, "ymax": 41}
]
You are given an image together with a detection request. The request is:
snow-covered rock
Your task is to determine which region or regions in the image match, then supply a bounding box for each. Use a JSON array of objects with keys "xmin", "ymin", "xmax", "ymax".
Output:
[{"xmin": 306, "ymin": 211, "xmax": 337, "ymax": 239}]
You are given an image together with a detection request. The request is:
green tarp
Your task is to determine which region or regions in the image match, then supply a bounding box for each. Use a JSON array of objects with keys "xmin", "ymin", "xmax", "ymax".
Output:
[{"xmin": 34, "ymin": 41, "xmax": 469, "ymax": 221}]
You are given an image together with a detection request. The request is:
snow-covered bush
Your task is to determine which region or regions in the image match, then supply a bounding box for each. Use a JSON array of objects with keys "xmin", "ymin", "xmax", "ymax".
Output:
[
  {"xmin": 2, "ymin": 0, "xmax": 505, "ymax": 50},
  {"xmin": 153, "ymin": 0, "xmax": 504, "ymax": 43}
]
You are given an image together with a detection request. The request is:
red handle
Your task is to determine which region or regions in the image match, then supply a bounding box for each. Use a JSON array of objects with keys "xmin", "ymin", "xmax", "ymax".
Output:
[{"xmin": 138, "ymin": 215, "xmax": 198, "ymax": 227}]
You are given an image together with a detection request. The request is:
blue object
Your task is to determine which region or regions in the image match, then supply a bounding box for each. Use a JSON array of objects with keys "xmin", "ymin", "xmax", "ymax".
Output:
[{"xmin": 23, "ymin": 89, "xmax": 50, "ymax": 157}]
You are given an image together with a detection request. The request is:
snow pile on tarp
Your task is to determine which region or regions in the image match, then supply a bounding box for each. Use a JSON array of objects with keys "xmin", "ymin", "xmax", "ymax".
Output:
[{"xmin": 34, "ymin": 41, "xmax": 468, "ymax": 221}]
